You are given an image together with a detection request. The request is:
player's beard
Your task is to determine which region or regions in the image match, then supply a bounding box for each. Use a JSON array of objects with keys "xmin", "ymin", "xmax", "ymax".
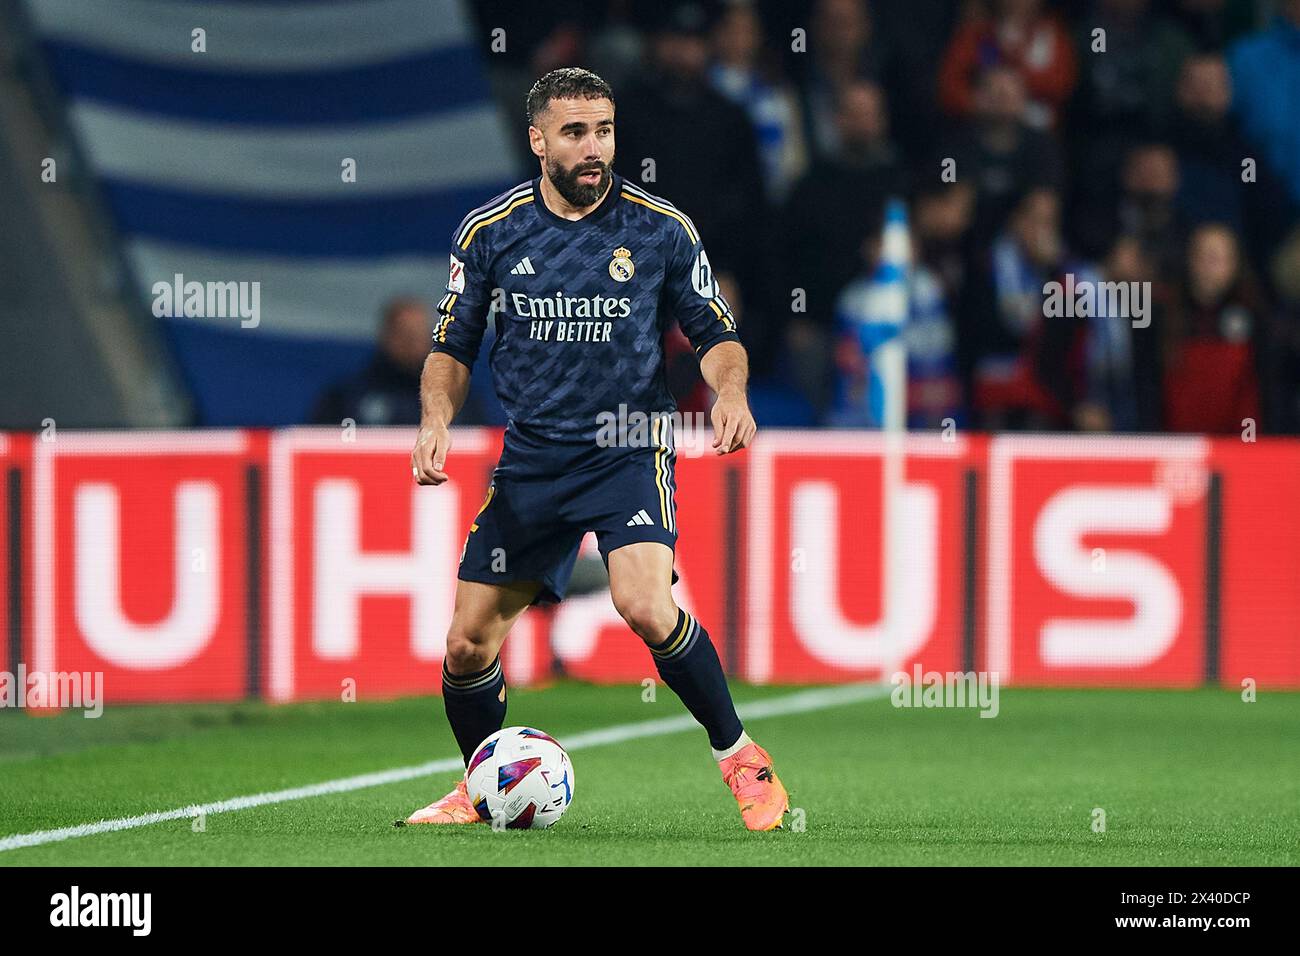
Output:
[{"xmin": 547, "ymin": 157, "xmax": 611, "ymax": 208}]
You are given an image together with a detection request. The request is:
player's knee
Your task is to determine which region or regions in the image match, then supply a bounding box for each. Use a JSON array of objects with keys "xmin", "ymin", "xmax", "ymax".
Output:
[
  {"xmin": 444, "ymin": 625, "xmax": 497, "ymax": 673},
  {"xmin": 612, "ymin": 594, "xmax": 676, "ymax": 644}
]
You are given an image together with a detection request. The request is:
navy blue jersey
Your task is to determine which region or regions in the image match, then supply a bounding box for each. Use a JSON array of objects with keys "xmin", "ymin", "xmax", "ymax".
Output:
[{"xmin": 432, "ymin": 172, "xmax": 739, "ymax": 456}]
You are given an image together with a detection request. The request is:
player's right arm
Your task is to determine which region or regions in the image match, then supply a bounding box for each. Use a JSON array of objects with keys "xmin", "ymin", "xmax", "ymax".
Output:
[
  {"xmin": 412, "ymin": 353, "xmax": 469, "ymax": 485},
  {"xmin": 412, "ymin": 232, "xmax": 494, "ymax": 486}
]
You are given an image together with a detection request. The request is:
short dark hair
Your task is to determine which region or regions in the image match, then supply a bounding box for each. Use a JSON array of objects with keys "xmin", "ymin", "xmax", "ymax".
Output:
[{"xmin": 526, "ymin": 67, "xmax": 614, "ymax": 127}]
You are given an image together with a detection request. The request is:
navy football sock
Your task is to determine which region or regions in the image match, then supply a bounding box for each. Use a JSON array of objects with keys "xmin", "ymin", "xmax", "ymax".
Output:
[
  {"xmin": 442, "ymin": 655, "xmax": 507, "ymax": 766},
  {"xmin": 650, "ymin": 608, "xmax": 744, "ymax": 751}
]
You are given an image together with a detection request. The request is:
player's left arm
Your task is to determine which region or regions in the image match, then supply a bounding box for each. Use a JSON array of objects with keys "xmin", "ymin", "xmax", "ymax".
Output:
[
  {"xmin": 699, "ymin": 340, "xmax": 756, "ymax": 455},
  {"xmin": 666, "ymin": 224, "xmax": 756, "ymax": 455}
]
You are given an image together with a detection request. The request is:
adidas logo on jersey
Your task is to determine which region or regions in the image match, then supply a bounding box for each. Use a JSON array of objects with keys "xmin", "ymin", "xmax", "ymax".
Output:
[
  {"xmin": 625, "ymin": 509, "xmax": 654, "ymax": 527},
  {"xmin": 509, "ymin": 256, "xmax": 536, "ymax": 275}
]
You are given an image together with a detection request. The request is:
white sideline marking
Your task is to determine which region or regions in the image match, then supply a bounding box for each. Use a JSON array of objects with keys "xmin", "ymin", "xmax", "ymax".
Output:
[{"xmin": 0, "ymin": 683, "xmax": 891, "ymax": 853}]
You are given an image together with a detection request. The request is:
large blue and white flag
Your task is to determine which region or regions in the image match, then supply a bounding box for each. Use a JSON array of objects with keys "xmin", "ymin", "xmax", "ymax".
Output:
[{"xmin": 23, "ymin": 0, "xmax": 519, "ymax": 423}]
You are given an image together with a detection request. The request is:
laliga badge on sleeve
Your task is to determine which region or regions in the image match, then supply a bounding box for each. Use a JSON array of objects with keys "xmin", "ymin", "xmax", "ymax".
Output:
[{"xmin": 448, "ymin": 253, "xmax": 466, "ymax": 293}]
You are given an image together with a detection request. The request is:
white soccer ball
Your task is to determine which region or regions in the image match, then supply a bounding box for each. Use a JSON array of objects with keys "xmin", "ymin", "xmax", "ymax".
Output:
[{"xmin": 465, "ymin": 726, "xmax": 575, "ymax": 829}]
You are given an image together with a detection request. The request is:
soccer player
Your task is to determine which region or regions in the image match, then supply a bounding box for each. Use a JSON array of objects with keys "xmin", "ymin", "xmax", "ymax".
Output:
[{"xmin": 405, "ymin": 68, "xmax": 788, "ymax": 830}]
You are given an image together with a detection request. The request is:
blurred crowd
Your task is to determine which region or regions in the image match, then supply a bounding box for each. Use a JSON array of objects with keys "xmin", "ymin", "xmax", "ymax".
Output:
[{"xmin": 321, "ymin": 0, "xmax": 1300, "ymax": 435}]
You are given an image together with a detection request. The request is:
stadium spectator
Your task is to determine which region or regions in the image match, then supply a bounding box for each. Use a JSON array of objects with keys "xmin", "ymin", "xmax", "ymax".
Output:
[
  {"xmin": 1034, "ymin": 234, "xmax": 1165, "ymax": 432},
  {"xmin": 913, "ymin": 178, "xmax": 978, "ymax": 309},
  {"xmin": 940, "ymin": 64, "xmax": 1063, "ymax": 245},
  {"xmin": 1168, "ymin": 53, "xmax": 1298, "ymax": 269},
  {"xmin": 613, "ymin": 1, "xmax": 765, "ymax": 306},
  {"xmin": 965, "ymin": 187, "xmax": 1079, "ymax": 430},
  {"xmin": 861, "ymin": 0, "xmax": 966, "ymax": 158},
  {"xmin": 779, "ymin": 79, "xmax": 906, "ymax": 416},
  {"xmin": 583, "ymin": 0, "xmax": 646, "ymax": 92},
  {"xmin": 707, "ymin": 0, "xmax": 808, "ymax": 203},
  {"xmin": 1227, "ymin": 1, "xmax": 1300, "ymax": 208},
  {"xmin": 792, "ymin": 0, "xmax": 890, "ymax": 162},
  {"xmin": 1071, "ymin": 0, "xmax": 1191, "ymax": 136},
  {"xmin": 1162, "ymin": 222, "xmax": 1265, "ymax": 433},
  {"xmin": 312, "ymin": 297, "xmax": 443, "ymax": 427},
  {"xmin": 913, "ymin": 178, "xmax": 978, "ymax": 425},
  {"xmin": 1075, "ymin": 142, "xmax": 1186, "ymax": 277},
  {"xmin": 1063, "ymin": 0, "xmax": 1193, "ymax": 245},
  {"xmin": 938, "ymin": 0, "xmax": 1077, "ymax": 131}
]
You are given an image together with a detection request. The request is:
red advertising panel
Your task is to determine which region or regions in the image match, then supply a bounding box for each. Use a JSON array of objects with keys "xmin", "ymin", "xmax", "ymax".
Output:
[
  {"xmin": 267, "ymin": 427, "xmax": 556, "ymax": 702},
  {"xmin": 30, "ymin": 431, "xmax": 251, "ymax": 702},
  {"xmin": 4, "ymin": 428, "xmax": 1296, "ymax": 703},
  {"xmin": 1212, "ymin": 438, "xmax": 1300, "ymax": 688},
  {"xmin": 986, "ymin": 436, "xmax": 1211, "ymax": 687},
  {"xmin": 745, "ymin": 432, "xmax": 971, "ymax": 683}
]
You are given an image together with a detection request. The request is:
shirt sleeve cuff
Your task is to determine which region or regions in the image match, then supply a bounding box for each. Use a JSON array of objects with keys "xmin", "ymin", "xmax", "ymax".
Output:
[
  {"xmin": 693, "ymin": 329, "xmax": 741, "ymax": 361},
  {"xmin": 429, "ymin": 342, "xmax": 478, "ymax": 371}
]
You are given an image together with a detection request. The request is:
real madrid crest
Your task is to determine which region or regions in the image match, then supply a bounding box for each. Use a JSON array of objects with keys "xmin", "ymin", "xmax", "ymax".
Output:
[{"xmin": 609, "ymin": 246, "xmax": 634, "ymax": 282}]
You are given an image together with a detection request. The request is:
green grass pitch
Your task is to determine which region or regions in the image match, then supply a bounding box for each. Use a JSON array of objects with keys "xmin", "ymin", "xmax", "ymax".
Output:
[{"xmin": 1, "ymin": 684, "xmax": 1296, "ymax": 866}]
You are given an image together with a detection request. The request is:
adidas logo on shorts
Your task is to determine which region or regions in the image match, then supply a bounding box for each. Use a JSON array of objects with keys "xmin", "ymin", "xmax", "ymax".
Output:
[{"xmin": 625, "ymin": 509, "xmax": 654, "ymax": 527}]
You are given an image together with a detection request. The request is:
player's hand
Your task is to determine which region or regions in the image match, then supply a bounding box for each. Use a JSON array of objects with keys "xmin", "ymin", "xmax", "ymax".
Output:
[
  {"xmin": 710, "ymin": 390, "xmax": 756, "ymax": 455},
  {"xmin": 411, "ymin": 422, "xmax": 452, "ymax": 485}
]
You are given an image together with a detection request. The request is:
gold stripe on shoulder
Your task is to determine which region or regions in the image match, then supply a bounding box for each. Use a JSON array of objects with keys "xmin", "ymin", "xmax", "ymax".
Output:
[
  {"xmin": 622, "ymin": 183, "xmax": 701, "ymax": 240},
  {"xmin": 462, "ymin": 193, "xmax": 534, "ymax": 248},
  {"xmin": 455, "ymin": 186, "xmax": 531, "ymax": 246},
  {"xmin": 620, "ymin": 191, "xmax": 699, "ymax": 244}
]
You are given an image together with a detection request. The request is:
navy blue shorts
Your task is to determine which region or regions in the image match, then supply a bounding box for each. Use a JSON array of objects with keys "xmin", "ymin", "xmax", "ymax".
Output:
[{"xmin": 458, "ymin": 423, "xmax": 679, "ymax": 605}]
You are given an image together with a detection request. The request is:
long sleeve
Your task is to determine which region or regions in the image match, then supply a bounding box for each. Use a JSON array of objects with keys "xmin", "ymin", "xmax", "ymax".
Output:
[
  {"xmin": 664, "ymin": 223, "xmax": 740, "ymax": 360},
  {"xmin": 431, "ymin": 229, "xmax": 493, "ymax": 370}
]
